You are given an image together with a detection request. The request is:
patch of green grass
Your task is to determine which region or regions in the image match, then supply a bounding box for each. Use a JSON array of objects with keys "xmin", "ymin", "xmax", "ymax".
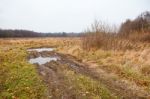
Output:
[
  {"xmin": 64, "ymin": 70, "xmax": 117, "ymax": 99},
  {"xmin": 0, "ymin": 46, "xmax": 47, "ymax": 99}
]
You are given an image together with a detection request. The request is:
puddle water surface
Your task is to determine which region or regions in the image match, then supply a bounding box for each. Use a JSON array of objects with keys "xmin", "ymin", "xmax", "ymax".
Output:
[
  {"xmin": 28, "ymin": 48, "xmax": 54, "ymax": 52},
  {"xmin": 28, "ymin": 48, "xmax": 58, "ymax": 65},
  {"xmin": 29, "ymin": 56, "xmax": 58, "ymax": 65}
]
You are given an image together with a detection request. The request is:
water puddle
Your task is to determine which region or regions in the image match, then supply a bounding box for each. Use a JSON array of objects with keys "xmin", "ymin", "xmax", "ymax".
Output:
[
  {"xmin": 28, "ymin": 47, "xmax": 58, "ymax": 65},
  {"xmin": 29, "ymin": 56, "xmax": 58, "ymax": 65},
  {"xmin": 28, "ymin": 48, "xmax": 54, "ymax": 52}
]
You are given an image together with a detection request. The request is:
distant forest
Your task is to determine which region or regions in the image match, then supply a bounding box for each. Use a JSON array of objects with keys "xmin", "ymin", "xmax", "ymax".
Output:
[{"xmin": 0, "ymin": 29, "xmax": 82, "ymax": 38}]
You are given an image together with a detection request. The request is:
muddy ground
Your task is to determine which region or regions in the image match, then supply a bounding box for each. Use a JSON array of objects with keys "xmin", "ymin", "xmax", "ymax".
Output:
[{"xmin": 28, "ymin": 50, "xmax": 150, "ymax": 99}]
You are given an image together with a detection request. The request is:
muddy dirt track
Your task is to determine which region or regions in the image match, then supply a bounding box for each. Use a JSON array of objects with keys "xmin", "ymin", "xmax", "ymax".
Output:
[{"xmin": 28, "ymin": 49, "xmax": 150, "ymax": 99}]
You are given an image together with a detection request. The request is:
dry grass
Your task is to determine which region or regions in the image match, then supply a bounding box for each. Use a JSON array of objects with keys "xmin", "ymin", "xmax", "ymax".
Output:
[
  {"xmin": 82, "ymin": 20, "xmax": 150, "ymax": 51},
  {"xmin": 0, "ymin": 38, "xmax": 117, "ymax": 98},
  {"xmin": 0, "ymin": 37, "xmax": 150, "ymax": 97},
  {"xmin": 57, "ymin": 38, "xmax": 150, "ymax": 89}
]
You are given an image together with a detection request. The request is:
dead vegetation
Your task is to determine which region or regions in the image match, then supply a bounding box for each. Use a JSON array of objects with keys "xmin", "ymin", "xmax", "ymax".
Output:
[
  {"xmin": 0, "ymin": 36, "xmax": 150, "ymax": 98},
  {"xmin": 82, "ymin": 12, "xmax": 150, "ymax": 51}
]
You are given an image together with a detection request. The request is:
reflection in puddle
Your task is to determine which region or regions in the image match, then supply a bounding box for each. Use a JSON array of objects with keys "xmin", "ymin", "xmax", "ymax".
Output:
[
  {"xmin": 29, "ymin": 56, "xmax": 58, "ymax": 65},
  {"xmin": 28, "ymin": 48, "xmax": 54, "ymax": 52}
]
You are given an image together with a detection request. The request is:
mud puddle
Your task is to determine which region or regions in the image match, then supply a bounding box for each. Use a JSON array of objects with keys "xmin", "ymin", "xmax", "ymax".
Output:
[
  {"xmin": 29, "ymin": 56, "xmax": 58, "ymax": 65},
  {"xmin": 28, "ymin": 48, "xmax": 59, "ymax": 65}
]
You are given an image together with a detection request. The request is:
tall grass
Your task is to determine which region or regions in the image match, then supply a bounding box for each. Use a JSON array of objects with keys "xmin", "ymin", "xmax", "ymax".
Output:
[{"xmin": 82, "ymin": 20, "xmax": 150, "ymax": 50}]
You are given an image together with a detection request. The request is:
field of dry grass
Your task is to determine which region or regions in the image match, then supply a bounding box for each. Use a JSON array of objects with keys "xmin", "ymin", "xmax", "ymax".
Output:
[
  {"xmin": 0, "ymin": 37, "xmax": 150, "ymax": 98},
  {"xmin": 58, "ymin": 38, "xmax": 150, "ymax": 86}
]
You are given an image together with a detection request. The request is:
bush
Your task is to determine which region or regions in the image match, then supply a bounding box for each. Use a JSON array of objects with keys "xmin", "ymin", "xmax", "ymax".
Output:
[{"xmin": 82, "ymin": 20, "xmax": 136, "ymax": 50}]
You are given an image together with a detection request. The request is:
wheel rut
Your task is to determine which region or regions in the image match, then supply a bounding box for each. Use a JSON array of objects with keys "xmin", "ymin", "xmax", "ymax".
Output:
[{"xmin": 28, "ymin": 48, "xmax": 150, "ymax": 99}]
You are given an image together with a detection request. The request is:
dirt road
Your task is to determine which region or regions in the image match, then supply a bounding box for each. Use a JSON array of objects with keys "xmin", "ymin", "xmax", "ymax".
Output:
[{"xmin": 28, "ymin": 49, "xmax": 150, "ymax": 99}]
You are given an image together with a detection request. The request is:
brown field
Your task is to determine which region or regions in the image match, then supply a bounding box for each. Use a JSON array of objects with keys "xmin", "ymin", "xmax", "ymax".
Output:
[{"xmin": 0, "ymin": 37, "xmax": 150, "ymax": 99}]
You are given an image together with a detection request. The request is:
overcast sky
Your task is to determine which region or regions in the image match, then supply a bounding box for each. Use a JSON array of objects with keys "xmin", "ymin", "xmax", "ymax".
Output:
[{"xmin": 0, "ymin": 0, "xmax": 150, "ymax": 32}]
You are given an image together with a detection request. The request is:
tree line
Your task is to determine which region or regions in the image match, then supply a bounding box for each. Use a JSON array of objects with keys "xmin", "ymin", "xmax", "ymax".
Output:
[
  {"xmin": 119, "ymin": 11, "xmax": 150, "ymax": 37},
  {"xmin": 0, "ymin": 29, "xmax": 82, "ymax": 38},
  {"xmin": 82, "ymin": 11, "xmax": 150, "ymax": 50}
]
